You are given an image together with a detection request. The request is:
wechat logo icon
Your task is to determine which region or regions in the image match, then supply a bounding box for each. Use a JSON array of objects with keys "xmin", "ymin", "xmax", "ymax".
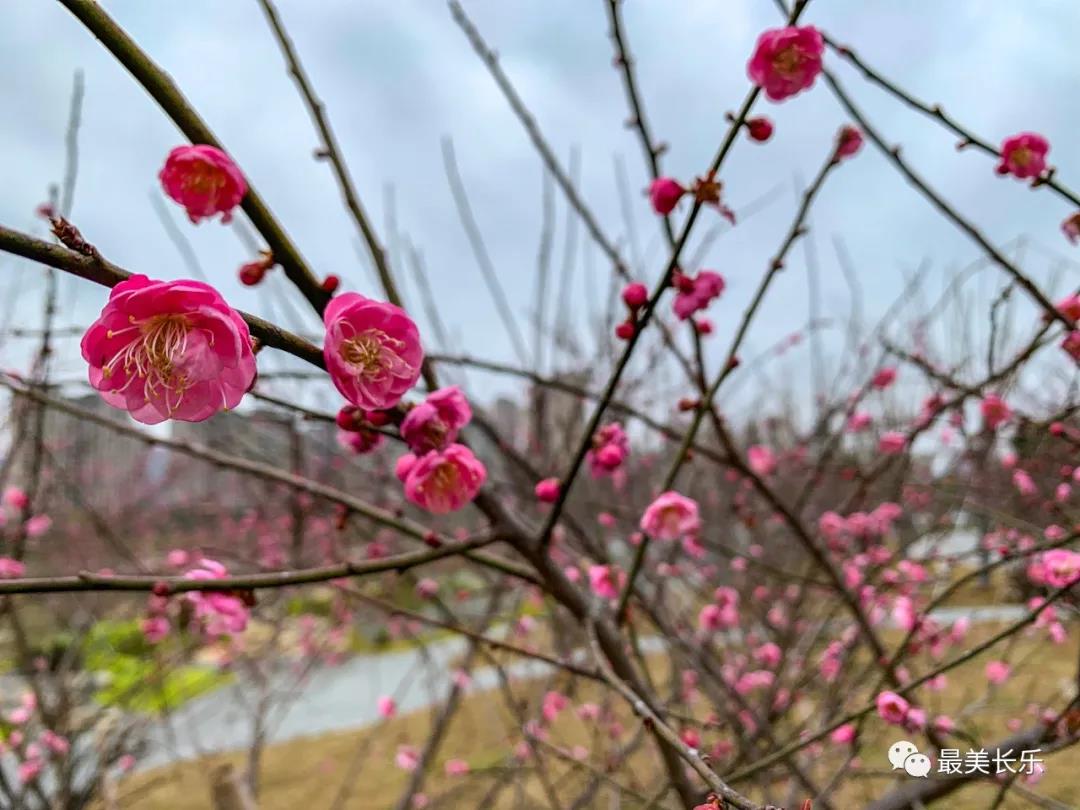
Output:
[{"xmin": 888, "ymin": 740, "xmax": 931, "ymax": 778}]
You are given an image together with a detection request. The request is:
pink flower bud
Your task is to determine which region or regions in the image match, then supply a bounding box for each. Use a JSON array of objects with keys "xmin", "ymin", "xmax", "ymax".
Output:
[{"xmin": 648, "ymin": 177, "xmax": 686, "ymax": 215}]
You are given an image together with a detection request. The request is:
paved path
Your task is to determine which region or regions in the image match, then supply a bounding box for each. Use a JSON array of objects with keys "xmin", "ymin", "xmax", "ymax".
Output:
[{"xmin": 140, "ymin": 603, "xmax": 1030, "ymax": 767}]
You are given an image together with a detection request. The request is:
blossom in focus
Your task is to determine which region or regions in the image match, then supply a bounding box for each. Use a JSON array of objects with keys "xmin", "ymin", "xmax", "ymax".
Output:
[
  {"xmin": 323, "ymin": 292, "xmax": 423, "ymax": 411},
  {"xmin": 747, "ymin": 26, "xmax": 825, "ymax": 102},
  {"xmin": 159, "ymin": 144, "xmax": 247, "ymax": 223},
  {"xmin": 81, "ymin": 276, "xmax": 256, "ymax": 425}
]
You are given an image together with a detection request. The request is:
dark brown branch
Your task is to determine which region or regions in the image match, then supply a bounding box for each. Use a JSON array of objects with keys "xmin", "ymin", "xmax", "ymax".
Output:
[
  {"xmin": 0, "ymin": 223, "xmax": 325, "ymax": 369},
  {"xmin": 56, "ymin": 0, "xmax": 331, "ymax": 314}
]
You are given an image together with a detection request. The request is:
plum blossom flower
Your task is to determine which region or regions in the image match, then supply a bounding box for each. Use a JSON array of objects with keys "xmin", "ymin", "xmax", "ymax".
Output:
[
  {"xmin": 534, "ymin": 477, "xmax": 560, "ymax": 503},
  {"xmin": 444, "ymin": 759, "xmax": 470, "ymax": 776},
  {"xmin": 184, "ymin": 558, "xmax": 250, "ymax": 637},
  {"xmin": 747, "ymin": 26, "xmax": 824, "ymax": 102},
  {"xmin": 878, "ymin": 432, "xmax": 906, "ymax": 454},
  {"xmin": 1012, "ymin": 469, "xmax": 1037, "ymax": 496},
  {"xmin": 400, "ymin": 444, "xmax": 486, "ymax": 514},
  {"xmin": 747, "ymin": 445, "xmax": 777, "ymax": 477},
  {"xmin": 17, "ymin": 758, "xmax": 43, "ymax": 785},
  {"xmin": 1062, "ymin": 331, "xmax": 1080, "ymax": 364},
  {"xmin": 649, "ymin": 178, "xmax": 685, "ymax": 215},
  {"xmin": 81, "ymin": 276, "xmax": 257, "ymax": 424},
  {"xmin": 336, "ymin": 427, "xmax": 383, "ymax": 455},
  {"xmin": 1030, "ymin": 549, "xmax": 1080, "ymax": 588},
  {"xmin": 1063, "ymin": 212, "xmax": 1080, "ymax": 245},
  {"xmin": 640, "ymin": 491, "xmax": 701, "ymax": 541},
  {"xmin": 159, "ymin": 145, "xmax": 247, "ymax": 223},
  {"xmin": 985, "ymin": 660, "xmax": 1011, "ymax": 685},
  {"xmin": 746, "ymin": 116, "xmax": 774, "ymax": 142},
  {"xmin": 672, "ymin": 270, "xmax": 725, "ymax": 320},
  {"xmin": 323, "ymin": 292, "xmax": 423, "ymax": 411},
  {"xmin": 831, "ymin": 724, "xmax": 856, "ymax": 744},
  {"xmin": 395, "ymin": 745, "xmax": 420, "ymax": 771},
  {"xmin": 40, "ymin": 730, "xmax": 70, "ymax": 757},
  {"xmin": 875, "ymin": 691, "xmax": 910, "ymax": 726},
  {"xmin": 980, "ymin": 394, "xmax": 1012, "ymax": 430},
  {"xmin": 847, "ymin": 411, "xmax": 872, "ymax": 432},
  {"xmin": 698, "ymin": 603, "xmax": 724, "ymax": 632},
  {"xmin": 996, "ymin": 133, "xmax": 1049, "ymax": 180},
  {"xmin": 587, "ymin": 423, "xmax": 629, "ymax": 478},
  {"xmin": 542, "ymin": 691, "xmax": 568, "ymax": 723},
  {"xmin": 141, "ymin": 615, "xmax": 170, "ymax": 643},
  {"xmin": 400, "ymin": 387, "xmax": 472, "ymax": 453},
  {"xmin": 834, "ymin": 125, "xmax": 863, "ymax": 160},
  {"xmin": 0, "ymin": 558, "xmax": 26, "ymax": 578},
  {"xmin": 377, "ymin": 696, "xmax": 397, "ymax": 718},
  {"xmin": 3, "ymin": 487, "xmax": 28, "ymax": 510},
  {"xmin": 871, "ymin": 367, "xmax": 897, "ymax": 389},
  {"xmin": 588, "ymin": 564, "xmax": 624, "ymax": 600}
]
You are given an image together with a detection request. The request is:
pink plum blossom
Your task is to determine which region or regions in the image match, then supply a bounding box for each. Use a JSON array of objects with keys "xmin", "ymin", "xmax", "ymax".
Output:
[
  {"xmin": 985, "ymin": 660, "xmax": 1011, "ymax": 685},
  {"xmin": 81, "ymin": 276, "xmax": 256, "ymax": 424},
  {"xmin": 640, "ymin": 491, "xmax": 700, "ymax": 541},
  {"xmin": 400, "ymin": 386, "xmax": 472, "ymax": 453},
  {"xmin": 980, "ymin": 394, "xmax": 1012, "ymax": 430},
  {"xmin": 875, "ymin": 691, "xmax": 910, "ymax": 726},
  {"xmin": 159, "ymin": 144, "xmax": 247, "ymax": 223},
  {"xmin": 323, "ymin": 292, "xmax": 423, "ymax": 411},
  {"xmin": 401, "ymin": 444, "xmax": 486, "ymax": 514},
  {"xmin": 747, "ymin": 445, "xmax": 777, "ymax": 477},
  {"xmin": 996, "ymin": 133, "xmax": 1049, "ymax": 179},
  {"xmin": 747, "ymin": 26, "xmax": 824, "ymax": 102}
]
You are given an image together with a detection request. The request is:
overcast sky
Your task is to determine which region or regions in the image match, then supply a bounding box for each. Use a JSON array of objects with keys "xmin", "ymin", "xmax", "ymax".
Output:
[{"xmin": 2, "ymin": 1, "xmax": 1079, "ymax": 416}]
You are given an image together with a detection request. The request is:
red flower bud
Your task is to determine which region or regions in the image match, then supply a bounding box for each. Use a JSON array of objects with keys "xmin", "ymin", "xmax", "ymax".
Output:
[
  {"xmin": 615, "ymin": 321, "xmax": 636, "ymax": 340},
  {"xmin": 365, "ymin": 409, "xmax": 392, "ymax": 427},
  {"xmin": 648, "ymin": 177, "xmax": 686, "ymax": 215},
  {"xmin": 336, "ymin": 405, "xmax": 363, "ymax": 431},
  {"xmin": 746, "ymin": 117, "xmax": 774, "ymax": 143},
  {"xmin": 321, "ymin": 274, "xmax": 341, "ymax": 293},
  {"xmin": 621, "ymin": 282, "xmax": 648, "ymax": 310}
]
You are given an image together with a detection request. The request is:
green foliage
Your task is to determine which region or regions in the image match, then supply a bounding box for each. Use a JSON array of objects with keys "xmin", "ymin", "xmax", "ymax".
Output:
[{"xmin": 82, "ymin": 619, "xmax": 231, "ymax": 714}]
